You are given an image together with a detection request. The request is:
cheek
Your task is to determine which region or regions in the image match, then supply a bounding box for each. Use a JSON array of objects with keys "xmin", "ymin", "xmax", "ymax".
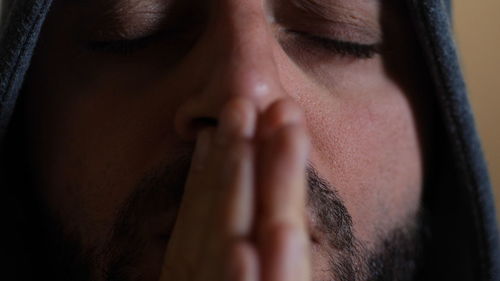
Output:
[
  {"xmin": 25, "ymin": 69, "xmax": 182, "ymax": 247},
  {"xmin": 298, "ymin": 69, "xmax": 423, "ymax": 244}
]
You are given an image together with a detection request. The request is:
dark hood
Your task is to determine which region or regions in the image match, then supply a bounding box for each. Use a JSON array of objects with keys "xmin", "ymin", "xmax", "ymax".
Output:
[{"xmin": 0, "ymin": 0, "xmax": 498, "ymax": 280}]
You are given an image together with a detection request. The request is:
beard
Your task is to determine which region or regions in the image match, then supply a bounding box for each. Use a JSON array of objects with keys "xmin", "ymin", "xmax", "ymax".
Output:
[{"xmin": 29, "ymin": 155, "xmax": 425, "ymax": 281}]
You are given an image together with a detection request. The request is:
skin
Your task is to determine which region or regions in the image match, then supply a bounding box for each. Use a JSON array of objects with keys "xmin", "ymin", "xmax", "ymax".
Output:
[
  {"xmin": 18, "ymin": 0, "xmax": 429, "ymax": 280},
  {"xmin": 160, "ymin": 99, "xmax": 311, "ymax": 281}
]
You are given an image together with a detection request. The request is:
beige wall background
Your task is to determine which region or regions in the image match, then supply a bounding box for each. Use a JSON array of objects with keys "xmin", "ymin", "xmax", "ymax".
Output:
[{"xmin": 454, "ymin": 1, "xmax": 500, "ymax": 219}]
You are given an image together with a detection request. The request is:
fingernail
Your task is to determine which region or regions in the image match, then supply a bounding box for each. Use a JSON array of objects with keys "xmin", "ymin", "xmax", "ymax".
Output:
[{"xmin": 192, "ymin": 129, "xmax": 212, "ymax": 171}]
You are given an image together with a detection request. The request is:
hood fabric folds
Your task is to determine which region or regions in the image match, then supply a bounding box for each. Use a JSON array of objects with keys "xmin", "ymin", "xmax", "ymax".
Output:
[{"xmin": 0, "ymin": 0, "xmax": 498, "ymax": 280}]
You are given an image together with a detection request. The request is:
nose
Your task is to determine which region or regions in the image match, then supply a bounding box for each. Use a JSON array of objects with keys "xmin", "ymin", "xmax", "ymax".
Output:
[{"xmin": 173, "ymin": 0, "xmax": 287, "ymax": 140}]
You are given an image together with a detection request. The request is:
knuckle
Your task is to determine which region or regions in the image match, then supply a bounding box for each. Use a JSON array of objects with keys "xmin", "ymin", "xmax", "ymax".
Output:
[{"xmin": 260, "ymin": 220, "xmax": 297, "ymax": 239}]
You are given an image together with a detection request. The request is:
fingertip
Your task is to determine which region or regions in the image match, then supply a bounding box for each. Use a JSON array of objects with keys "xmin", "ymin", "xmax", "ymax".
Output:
[
  {"xmin": 218, "ymin": 98, "xmax": 258, "ymax": 143},
  {"xmin": 258, "ymin": 99, "xmax": 305, "ymax": 141}
]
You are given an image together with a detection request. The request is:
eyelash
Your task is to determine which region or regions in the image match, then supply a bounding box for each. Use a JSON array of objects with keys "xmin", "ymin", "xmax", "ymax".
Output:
[
  {"xmin": 288, "ymin": 31, "xmax": 380, "ymax": 59},
  {"xmin": 86, "ymin": 31, "xmax": 380, "ymax": 59},
  {"xmin": 86, "ymin": 35, "xmax": 159, "ymax": 56}
]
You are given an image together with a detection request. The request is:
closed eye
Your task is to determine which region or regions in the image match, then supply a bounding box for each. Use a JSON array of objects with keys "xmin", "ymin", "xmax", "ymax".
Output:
[
  {"xmin": 85, "ymin": 29, "xmax": 381, "ymax": 60},
  {"xmin": 286, "ymin": 30, "xmax": 381, "ymax": 59},
  {"xmin": 85, "ymin": 33, "xmax": 161, "ymax": 55}
]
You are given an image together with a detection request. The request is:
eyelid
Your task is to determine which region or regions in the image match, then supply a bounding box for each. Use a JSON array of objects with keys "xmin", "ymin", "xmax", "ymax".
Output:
[
  {"xmin": 272, "ymin": 0, "xmax": 381, "ymax": 42},
  {"xmin": 86, "ymin": 37, "xmax": 154, "ymax": 55},
  {"xmin": 84, "ymin": 19, "xmax": 164, "ymax": 42},
  {"xmin": 283, "ymin": 29, "xmax": 381, "ymax": 59},
  {"xmin": 79, "ymin": 0, "xmax": 170, "ymax": 39},
  {"xmin": 86, "ymin": 31, "xmax": 381, "ymax": 61},
  {"xmin": 285, "ymin": 29, "xmax": 382, "ymax": 48},
  {"xmin": 84, "ymin": 24, "xmax": 196, "ymax": 56}
]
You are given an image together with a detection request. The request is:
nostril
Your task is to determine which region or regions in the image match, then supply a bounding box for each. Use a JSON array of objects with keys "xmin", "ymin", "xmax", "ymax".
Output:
[{"xmin": 174, "ymin": 99, "xmax": 221, "ymax": 141}]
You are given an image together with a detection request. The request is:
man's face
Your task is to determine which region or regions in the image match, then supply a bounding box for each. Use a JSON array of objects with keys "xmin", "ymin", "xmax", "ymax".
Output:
[{"xmin": 19, "ymin": 0, "xmax": 429, "ymax": 280}]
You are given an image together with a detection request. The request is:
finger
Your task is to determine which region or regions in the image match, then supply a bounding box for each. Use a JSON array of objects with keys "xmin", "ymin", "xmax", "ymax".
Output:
[
  {"xmin": 196, "ymin": 99, "xmax": 258, "ymax": 279},
  {"xmin": 259, "ymin": 222, "xmax": 309, "ymax": 281},
  {"xmin": 159, "ymin": 98, "xmax": 257, "ymax": 281},
  {"xmin": 256, "ymin": 100, "xmax": 311, "ymax": 281},
  {"xmin": 257, "ymin": 99, "xmax": 304, "ymax": 141},
  {"xmin": 225, "ymin": 241, "xmax": 260, "ymax": 281},
  {"xmin": 218, "ymin": 98, "xmax": 257, "ymax": 238},
  {"xmin": 158, "ymin": 128, "xmax": 218, "ymax": 281},
  {"xmin": 259, "ymin": 125, "xmax": 311, "ymax": 281},
  {"xmin": 257, "ymin": 100, "xmax": 309, "ymax": 230}
]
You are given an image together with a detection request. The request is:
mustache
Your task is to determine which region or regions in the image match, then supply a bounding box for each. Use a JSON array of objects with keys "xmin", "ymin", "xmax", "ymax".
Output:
[
  {"xmin": 109, "ymin": 153, "xmax": 354, "ymax": 252},
  {"xmin": 102, "ymin": 154, "xmax": 355, "ymax": 281},
  {"xmin": 306, "ymin": 166, "xmax": 354, "ymax": 250}
]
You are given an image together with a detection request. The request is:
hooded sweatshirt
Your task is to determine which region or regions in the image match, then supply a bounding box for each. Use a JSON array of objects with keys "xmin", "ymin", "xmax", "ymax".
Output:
[{"xmin": 0, "ymin": 0, "xmax": 498, "ymax": 280}]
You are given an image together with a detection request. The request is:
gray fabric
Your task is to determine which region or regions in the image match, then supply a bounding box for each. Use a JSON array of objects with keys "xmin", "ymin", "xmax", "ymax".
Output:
[
  {"xmin": 0, "ymin": 0, "xmax": 498, "ymax": 280},
  {"xmin": 406, "ymin": 0, "xmax": 500, "ymax": 279},
  {"xmin": 0, "ymin": 0, "xmax": 51, "ymax": 143}
]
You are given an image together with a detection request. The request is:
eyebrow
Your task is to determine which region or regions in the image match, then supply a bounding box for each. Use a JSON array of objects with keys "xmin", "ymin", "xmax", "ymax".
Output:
[
  {"xmin": 75, "ymin": 0, "xmax": 173, "ymax": 36},
  {"xmin": 76, "ymin": 0, "xmax": 378, "ymax": 24},
  {"xmin": 76, "ymin": 0, "xmax": 381, "ymax": 42}
]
